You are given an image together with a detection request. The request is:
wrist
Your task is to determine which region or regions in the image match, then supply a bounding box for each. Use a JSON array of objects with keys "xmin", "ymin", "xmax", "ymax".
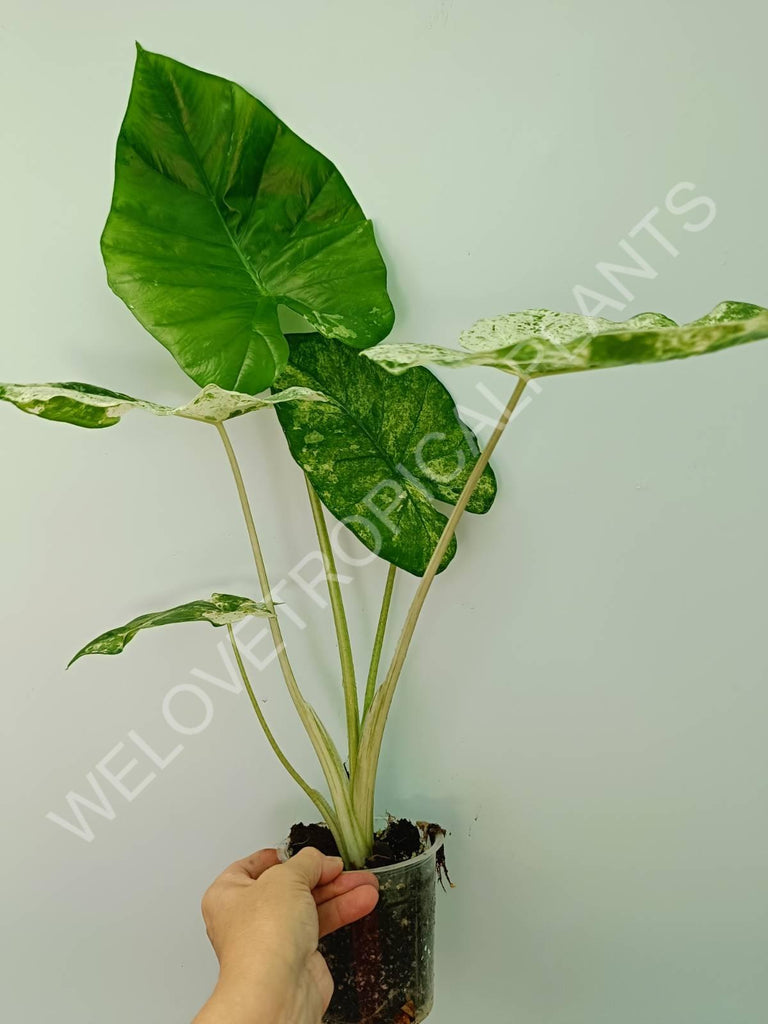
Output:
[
  {"xmin": 225, "ymin": 954, "xmax": 294, "ymax": 1022},
  {"xmin": 194, "ymin": 961, "xmax": 289, "ymax": 1024}
]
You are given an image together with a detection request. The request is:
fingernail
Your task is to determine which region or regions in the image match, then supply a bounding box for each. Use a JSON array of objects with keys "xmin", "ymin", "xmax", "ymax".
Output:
[{"xmin": 324, "ymin": 855, "xmax": 344, "ymax": 869}]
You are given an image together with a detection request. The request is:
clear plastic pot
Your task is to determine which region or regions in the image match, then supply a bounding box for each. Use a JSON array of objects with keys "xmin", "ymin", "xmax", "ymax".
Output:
[{"xmin": 320, "ymin": 830, "xmax": 443, "ymax": 1024}]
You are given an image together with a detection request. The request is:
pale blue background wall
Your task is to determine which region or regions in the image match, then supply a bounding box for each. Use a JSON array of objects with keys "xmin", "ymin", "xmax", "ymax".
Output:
[{"xmin": 1, "ymin": 1, "xmax": 766, "ymax": 1021}]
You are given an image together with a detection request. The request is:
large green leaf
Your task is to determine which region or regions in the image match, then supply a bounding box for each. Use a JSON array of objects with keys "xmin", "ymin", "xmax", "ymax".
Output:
[
  {"xmin": 101, "ymin": 46, "xmax": 394, "ymax": 394},
  {"xmin": 0, "ymin": 381, "xmax": 325, "ymax": 429},
  {"xmin": 273, "ymin": 333, "xmax": 497, "ymax": 576},
  {"xmin": 69, "ymin": 592, "xmax": 272, "ymax": 666},
  {"xmin": 364, "ymin": 301, "xmax": 768, "ymax": 378}
]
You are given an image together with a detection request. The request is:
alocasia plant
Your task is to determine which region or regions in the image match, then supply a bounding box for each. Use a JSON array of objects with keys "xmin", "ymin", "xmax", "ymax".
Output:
[{"xmin": 3, "ymin": 47, "xmax": 768, "ymax": 869}]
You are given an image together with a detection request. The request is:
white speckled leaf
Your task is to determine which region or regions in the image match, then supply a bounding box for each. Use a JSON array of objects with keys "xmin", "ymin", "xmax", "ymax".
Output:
[
  {"xmin": 273, "ymin": 333, "xmax": 497, "ymax": 577},
  {"xmin": 364, "ymin": 301, "xmax": 768, "ymax": 379},
  {"xmin": 69, "ymin": 592, "xmax": 273, "ymax": 666},
  {"xmin": 0, "ymin": 381, "xmax": 326, "ymax": 429},
  {"xmin": 174, "ymin": 384, "xmax": 326, "ymax": 421},
  {"xmin": 362, "ymin": 344, "xmax": 484, "ymax": 375}
]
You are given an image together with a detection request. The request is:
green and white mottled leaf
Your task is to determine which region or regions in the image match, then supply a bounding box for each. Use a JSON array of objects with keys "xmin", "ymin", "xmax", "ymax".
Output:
[
  {"xmin": 69, "ymin": 592, "xmax": 273, "ymax": 666},
  {"xmin": 0, "ymin": 381, "xmax": 325, "ymax": 429},
  {"xmin": 363, "ymin": 343, "xmax": 489, "ymax": 375},
  {"xmin": 174, "ymin": 384, "xmax": 326, "ymax": 421},
  {"xmin": 364, "ymin": 301, "xmax": 768, "ymax": 379},
  {"xmin": 273, "ymin": 333, "xmax": 497, "ymax": 577},
  {"xmin": 101, "ymin": 46, "xmax": 394, "ymax": 395}
]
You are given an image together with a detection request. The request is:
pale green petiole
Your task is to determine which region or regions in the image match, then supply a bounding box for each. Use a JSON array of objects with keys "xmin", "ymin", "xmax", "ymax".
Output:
[
  {"xmin": 226, "ymin": 624, "xmax": 346, "ymax": 852},
  {"xmin": 305, "ymin": 478, "xmax": 360, "ymax": 775},
  {"xmin": 217, "ymin": 422, "xmax": 371, "ymax": 866},
  {"xmin": 351, "ymin": 377, "xmax": 528, "ymax": 834},
  {"xmin": 215, "ymin": 380, "xmax": 529, "ymax": 860},
  {"xmin": 362, "ymin": 563, "xmax": 397, "ymax": 721}
]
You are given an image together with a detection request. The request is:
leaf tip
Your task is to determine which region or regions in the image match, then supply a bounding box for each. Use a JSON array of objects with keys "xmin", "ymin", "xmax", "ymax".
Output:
[{"xmin": 133, "ymin": 41, "xmax": 155, "ymax": 68}]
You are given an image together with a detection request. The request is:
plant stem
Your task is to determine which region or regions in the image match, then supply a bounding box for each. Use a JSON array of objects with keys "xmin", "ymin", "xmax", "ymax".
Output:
[
  {"xmin": 216, "ymin": 423, "xmax": 361, "ymax": 855},
  {"xmin": 305, "ymin": 477, "xmax": 360, "ymax": 771},
  {"xmin": 362, "ymin": 563, "xmax": 397, "ymax": 720},
  {"xmin": 226, "ymin": 625, "xmax": 345, "ymax": 852},
  {"xmin": 353, "ymin": 375, "xmax": 528, "ymax": 831},
  {"xmin": 216, "ymin": 423, "xmax": 296, "ymax": 678}
]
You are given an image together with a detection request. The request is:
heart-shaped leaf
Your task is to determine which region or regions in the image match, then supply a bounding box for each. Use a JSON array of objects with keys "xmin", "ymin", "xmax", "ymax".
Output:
[
  {"xmin": 101, "ymin": 46, "xmax": 394, "ymax": 394},
  {"xmin": 69, "ymin": 592, "xmax": 272, "ymax": 666},
  {"xmin": 364, "ymin": 301, "xmax": 768, "ymax": 378},
  {"xmin": 0, "ymin": 381, "xmax": 325, "ymax": 429},
  {"xmin": 273, "ymin": 334, "xmax": 497, "ymax": 576}
]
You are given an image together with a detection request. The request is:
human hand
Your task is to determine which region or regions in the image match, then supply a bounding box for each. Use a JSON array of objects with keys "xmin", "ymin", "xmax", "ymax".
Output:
[{"xmin": 193, "ymin": 847, "xmax": 379, "ymax": 1024}]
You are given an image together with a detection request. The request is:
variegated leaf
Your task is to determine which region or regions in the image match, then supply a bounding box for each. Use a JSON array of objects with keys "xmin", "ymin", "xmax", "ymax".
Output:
[
  {"xmin": 0, "ymin": 381, "xmax": 325, "ymax": 429},
  {"xmin": 68, "ymin": 592, "xmax": 273, "ymax": 666},
  {"xmin": 364, "ymin": 301, "xmax": 768, "ymax": 379},
  {"xmin": 174, "ymin": 384, "xmax": 326, "ymax": 421},
  {"xmin": 274, "ymin": 333, "xmax": 497, "ymax": 576},
  {"xmin": 362, "ymin": 343, "xmax": 487, "ymax": 375}
]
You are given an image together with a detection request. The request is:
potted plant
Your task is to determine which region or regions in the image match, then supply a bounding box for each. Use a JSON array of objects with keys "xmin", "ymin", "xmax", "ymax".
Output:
[{"xmin": 3, "ymin": 47, "xmax": 767, "ymax": 1024}]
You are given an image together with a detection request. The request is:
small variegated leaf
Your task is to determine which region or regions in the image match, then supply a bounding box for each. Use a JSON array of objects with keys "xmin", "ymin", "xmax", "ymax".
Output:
[
  {"xmin": 0, "ymin": 382, "xmax": 156, "ymax": 428},
  {"xmin": 173, "ymin": 384, "xmax": 327, "ymax": 422},
  {"xmin": 68, "ymin": 592, "xmax": 273, "ymax": 666},
  {"xmin": 0, "ymin": 381, "xmax": 326, "ymax": 429},
  {"xmin": 364, "ymin": 301, "xmax": 768, "ymax": 379}
]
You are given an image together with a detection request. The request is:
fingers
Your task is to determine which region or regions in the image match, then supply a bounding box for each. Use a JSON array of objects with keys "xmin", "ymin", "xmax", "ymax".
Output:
[
  {"xmin": 318, "ymin": 884, "xmax": 379, "ymax": 938},
  {"xmin": 313, "ymin": 870, "xmax": 379, "ymax": 907},
  {"xmin": 282, "ymin": 847, "xmax": 344, "ymax": 890},
  {"xmin": 227, "ymin": 848, "xmax": 280, "ymax": 880}
]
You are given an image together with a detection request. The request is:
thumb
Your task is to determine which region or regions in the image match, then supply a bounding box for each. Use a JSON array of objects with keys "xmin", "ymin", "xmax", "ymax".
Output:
[{"xmin": 282, "ymin": 848, "xmax": 345, "ymax": 890}]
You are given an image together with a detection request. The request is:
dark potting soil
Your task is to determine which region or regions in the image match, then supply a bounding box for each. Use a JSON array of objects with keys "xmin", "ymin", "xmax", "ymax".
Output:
[
  {"xmin": 287, "ymin": 819, "xmax": 445, "ymax": 1023},
  {"xmin": 288, "ymin": 820, "xmax": 343, "ymax": 858},
  {"xmin": 288, "ymin": 817, "xmax": 422, "ymax": 868}
]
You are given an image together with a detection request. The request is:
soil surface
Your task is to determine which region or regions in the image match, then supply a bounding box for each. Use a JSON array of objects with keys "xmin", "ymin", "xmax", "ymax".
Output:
[{"xmin": 288, "ymin": 817, "xmax": 422, "ymax": 868}]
